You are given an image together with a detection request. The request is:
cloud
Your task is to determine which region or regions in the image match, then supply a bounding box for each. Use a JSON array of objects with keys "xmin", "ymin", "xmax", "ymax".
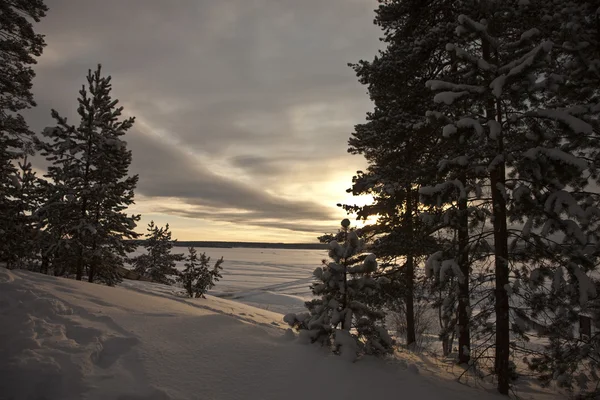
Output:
[
  {"xmin": 25, "ymin": 0, "xmax": 381, "ymax": 241},
  {"xmin": 127, "ymin": 125, "xmax": 333, "ymax": 221}
]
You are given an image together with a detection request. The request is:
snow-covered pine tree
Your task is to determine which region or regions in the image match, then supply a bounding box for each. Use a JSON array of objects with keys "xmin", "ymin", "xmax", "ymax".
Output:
[
  {"xmin": 345, "ymin": 0, "xmax": 461, "ymax": 350},
  {"xmin": 423, "ymin": 1, "xmax": 600, "ymax": 394},
  {"xmin": 284, "ymin": 219, "xmax": 394, "ymax": 360},
  {"xmin": 133, "ymin": 221, "xmax": 184, "ymax": 285},
  {"xmin": 512, "ymin": 2, "xmax": 600, "ymax": 394},
  {"xmin": 37, "ymin": 65, "xmax": 141, "ymax": 284},
  {"xmin": 177, "ymin": 247, "xmax": 224, "ymax": 298},
  {"xmin": 0, "ymin": 0, "xmax": 46, "ymax": 267}
]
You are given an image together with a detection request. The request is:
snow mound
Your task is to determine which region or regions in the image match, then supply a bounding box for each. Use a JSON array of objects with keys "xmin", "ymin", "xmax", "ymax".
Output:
[{"xmin": 1, "ymin": 268, "xmax": 513, "ymax": 399}]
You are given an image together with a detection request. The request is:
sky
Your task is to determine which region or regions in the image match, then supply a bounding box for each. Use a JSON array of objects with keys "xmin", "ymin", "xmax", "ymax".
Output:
[{"xmin": 26, "ymin": 0, "xmax": 383, "ymax": 243}]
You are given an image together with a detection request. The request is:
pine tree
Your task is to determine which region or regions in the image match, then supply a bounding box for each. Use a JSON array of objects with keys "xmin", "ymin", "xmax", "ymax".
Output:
[
  {"xmin": 346, "ymin": 4, "xmax": 438, "ymax": 350},
  {"xmin": 423, "ymin": 1, "xmax": 600, "ymax": 394},
  {"xmin": 0, "ymin": 0, "xmax": 47, "ymax": 266},
  {"xmin": 284, "ymin": 219, "xmax": 394, "ymax": 360},
  {"xmin": 133, "ymin": 221, "xmax": 184, "ymax": 285},
  {"xmin": 37, "ymin": 65, "xmax": 141, "ymax": 284},
  {"xmin": 178, "ymin": 247, "xmax": 224, "ymax": 298},
  {"xmin": 346, "ymin": 0, "xmax": 474, "ymax": 358}
]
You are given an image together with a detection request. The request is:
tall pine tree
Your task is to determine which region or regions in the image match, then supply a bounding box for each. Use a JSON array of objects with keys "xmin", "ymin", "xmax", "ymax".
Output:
[{"xmin": 38, "ymin": 65, "xmax": 140, "ymax": 284}]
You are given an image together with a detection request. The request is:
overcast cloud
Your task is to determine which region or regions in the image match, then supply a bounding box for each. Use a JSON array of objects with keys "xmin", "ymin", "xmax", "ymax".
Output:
[{"xmin": 26, "ymin": 0, "xmax": 382, "ymax": 242}]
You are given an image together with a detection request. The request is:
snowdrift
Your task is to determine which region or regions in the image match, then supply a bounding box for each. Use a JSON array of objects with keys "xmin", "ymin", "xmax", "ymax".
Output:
[{"xmin": 1, "ymin": 268, "xmax": 505, "ymax": 400}]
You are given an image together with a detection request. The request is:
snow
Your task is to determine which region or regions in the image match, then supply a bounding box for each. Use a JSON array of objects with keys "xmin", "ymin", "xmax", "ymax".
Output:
[
  {"xmin": 425, "ymin": 80, "xmax": 484, "ymax": 94},
  {"xmin": 443, "ymin": 124, "xmax": 457, "ymax": 137},
  {"xmin": 572, "ymin": 266, "xmax": 597, "ymax": 306},
  {"xmin": 523, "ymin": 147, "xmax": 588, "ymax": 170},
  {"xmin": 520, "ymin": 28, "xmax": 540, "ymax": 41},
  {"xmin": 433, "ymin": 91, "xmax": 469, "ymax": 105},
  {"xmin": 490, "ymin": 75, "xmax": 507, "ymax": 98},
  {"xmin": 440, "ymin": 259, "xmax": 465, "ymax": 283},
  {"xmin": 0, "ymin": 267, "xmax": 508, "ymax": 400},
  {"xmin": 544, "ymin": 190, "xmax": 585, "ymax": 219},
  {"xmin": 528, "ymin": 109, "xmax": 594, "ymax": 134},
  {"xmin": 500, "ymin": 42, "xmax": 553, "ymax": 76},
  {"xmin": 456, "ymin": 118, "xmax": 484, "ymax": 135},
  {"xmin": 488, "ymin": 119, "xmax": 502, "ymax": 139}
]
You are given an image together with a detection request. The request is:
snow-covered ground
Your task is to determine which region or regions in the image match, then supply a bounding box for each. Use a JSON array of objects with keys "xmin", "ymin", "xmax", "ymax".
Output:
[
  {"xmin": 0, "ymin": 266, "xmax": 534, "ymax": 400},
  {"xmin": 1, "ymin": 246, "xmax": 564, "ymax": 400}
]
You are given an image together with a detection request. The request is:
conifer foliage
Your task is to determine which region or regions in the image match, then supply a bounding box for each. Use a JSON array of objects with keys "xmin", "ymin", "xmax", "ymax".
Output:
[
  {"xmin": 284, "ymin": 219, "xmax": 394, "ymax": 360},
  {"xmin": 0, "ymin": 0, "xmax": 47, "ymax": 267},
  {"xmin": 177, "ymin": 247, "xmax": 224, "ymax": 298},
  {"xmin": 133, "ymin": 221, "xmax": 184, "ymax": 285},
  {"xmin": 422, "ymin": 2, "xmax": 600, "ymax": 394}
]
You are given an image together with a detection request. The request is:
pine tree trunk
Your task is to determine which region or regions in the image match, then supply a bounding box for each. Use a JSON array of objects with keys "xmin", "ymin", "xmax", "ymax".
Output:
[
  {"xmin": 491, "ymin": 166, "xmax": 510, "ymax": 395},
  {"xmin": 76, "ymin": 245, "xmax": 84, "ymax": 280},
  {"xmin": 88, "ymin": 241, "xmax": 97, "ymax": 283},
  {"xmin": 405, "ymin": 254, "xmax": 416, "ymax": 347},
  {"xmin": 341, "ymin": 227, "xmax": 349, "ymax": 330},
  {"xmin": 88, "ymin": 206, "xmax": 101, "ymax": 283},
  {"xmin": 77, "ymin": 110, "xmax": 94, "ymax": 281},
  {"xmin": 405, "ymin": 186, "xmax": 416, "ymax": 347},
  {"xmin": 41, "ymin": 254, "xmax": 49, "ymax": 275},
  {"xmin": 457, "ymin": 173, "xmax": 471, "ymax": 364},
  {"xmin": 482, "ymin": 32, "xmax": 510, "ymax": 395}
]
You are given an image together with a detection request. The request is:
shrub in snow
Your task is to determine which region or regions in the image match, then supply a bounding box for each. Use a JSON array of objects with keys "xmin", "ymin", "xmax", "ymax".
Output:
[
  {"xmin": 132, "ymin": 221, "xmax": 184, "ymax": 285},
  {"xmin": 177, "ymin": 247, "xmax": 223, "ymax": 298},
  {"xmin": 284, "ymin": 220, "xmax": 394, "ymax": 360}
]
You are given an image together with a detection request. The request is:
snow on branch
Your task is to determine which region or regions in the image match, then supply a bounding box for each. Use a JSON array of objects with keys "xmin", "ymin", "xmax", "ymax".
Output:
[
  {"xmin": 499, "ymin": 41, "xmax": 553, "ymax": 76},
  {"xmin": 544, "ymin": 190, "xmax": 586, "ymax": 219},
  {"xmin": 457, "ymin": 14, "xmax": 499, "ymax": 49},
  {"xmin": 490, "ymin": 75, "xmax": 507, "ymax": 98},
  {"xmin": 572, "ymin": 265, "xmax": 597, "ymax": 306},
  {"xmin": 426, "ymin": 80, "xmax": 485, "ymax": 94},
  {"xmin": 488, "ymin": 120, "xmax": 502, "ymax": 139},
  {"xmin": 425, "ymin": 251, "xmax": 443, "ymax": 278},
  {"xmin": 526, "ymin": 109, "xmax": 594, "ymax": 134},
  {"xmin": 440, "ymin": 259, "xmax": 465, "ymax": 283},
  {"xmin": 434, "ymin": 91, "xmax": 469, "ymax": 105},
  {"xmin": 523, "ymin": 147, "xmax": 588, "ymax": 170},
  {"xmin": 443, "ymin": 124, "xmax": 458, "ymax": 138},
  {"xmin": 456, "ymin": 118, "xmax": 484, "ymax": 136},
  {"xmin": 419, "ymin": 179, "xmax": 467, "ymax": 201},
  {"xmin": 446, "ymin": 43, "xmax": 480, "ymax": 65}
]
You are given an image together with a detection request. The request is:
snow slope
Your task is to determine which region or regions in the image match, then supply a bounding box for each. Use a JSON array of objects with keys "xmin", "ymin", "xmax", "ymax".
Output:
[{"xmin": 0, "ymin": 267, "xmax": 512, "ymax": 400}]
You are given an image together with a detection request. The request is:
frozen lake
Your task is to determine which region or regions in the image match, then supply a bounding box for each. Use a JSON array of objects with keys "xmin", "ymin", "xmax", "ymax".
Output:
[{"xmin": 127, "ymin": 246, "xmax": 326, "ymax": 314}]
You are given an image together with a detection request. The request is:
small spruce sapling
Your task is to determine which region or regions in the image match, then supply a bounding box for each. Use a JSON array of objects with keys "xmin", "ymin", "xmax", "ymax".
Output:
[{"xmin": 284, "ymin": 219, "xmax": 394, "ymax": 360}]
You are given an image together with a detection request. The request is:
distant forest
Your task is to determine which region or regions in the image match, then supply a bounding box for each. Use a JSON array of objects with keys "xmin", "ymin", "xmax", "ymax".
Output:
[{"xmin": 127, "ymin": 240, "xmax": 327, "ymax": 250}]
